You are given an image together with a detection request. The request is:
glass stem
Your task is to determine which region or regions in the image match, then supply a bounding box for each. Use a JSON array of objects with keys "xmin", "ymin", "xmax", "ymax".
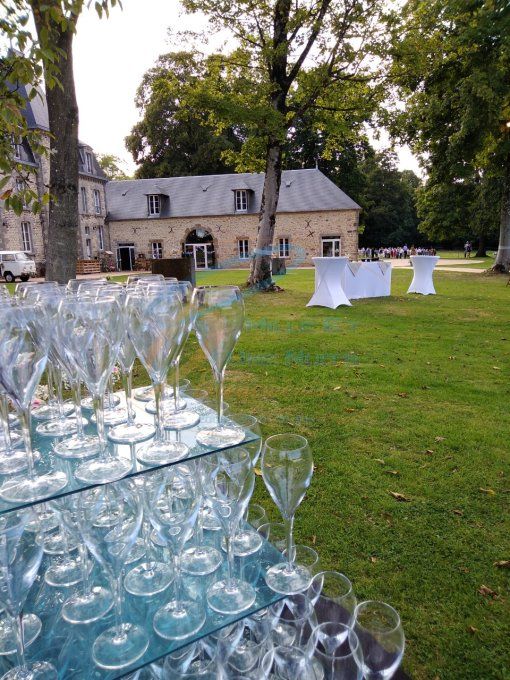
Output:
[
  {"xmin": 107, "ymin": 377, "xmax": 114, "ymax": 410},
  {"xmin": 79, "ymin": 544, "xmax": 91, "ymax": 595},
  {"xmin": 92, "ymin": 393, "xmax": 107, "ymax": 457},
  {"xmin": 285, "ymin": 515, "xmax": 295, "ymax": 571},
  {"xmin": 19, "ymin": 407, "xmax": 36, "ymax": 480},
  {"xmin": 173, "ymin": 361, "xmax": 180, "ymax": 411},
  {"xmin": 14, "ymin": 613, "xmax": 26, "ymax": 670},
  {"xmin": 174, "ymin": 554, "xmax": 184, "ymax": 609},
  {"xmin": 47, "ymin": 364, "xmax": 56, "ymax": 407},
  {"xmin": 72, "ymin": 380, "xmax": 85, "ymax": 439},
  {"xmin": 153, "ymin": 381, "xmax": 164, "ymax": 441},
  {"xmin": 56, "ymin": 367, "xmax": 64, "ymax": 421},
  {"xmin": 216, "ymin": 368, "xmax": 225, "ymax": 427},
  {"xmin": 226, "ymin": 529, "xmax": 235, "ymax": 588},
  {"xmin": 0, "ymin": 394, "xmax": 12, "ymax": 450},
  {"xmin": 112, "ymin": 573, "xmax": 124, "ymax": 632},
  {"xmin": 123, "ymin": 369, "xmax": 135, "ymax": 426}
]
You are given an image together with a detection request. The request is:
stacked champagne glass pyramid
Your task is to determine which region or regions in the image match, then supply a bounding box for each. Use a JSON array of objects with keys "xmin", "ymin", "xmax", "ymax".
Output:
[{"xmin": 0, "ymin": 278, "xmax": 405, "ymax": 679}]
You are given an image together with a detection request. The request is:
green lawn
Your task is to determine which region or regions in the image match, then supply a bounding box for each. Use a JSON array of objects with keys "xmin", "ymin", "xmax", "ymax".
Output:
[
  {"xmin": 4, "ymin": 268, "xmax": 508, "ymax": 678},
  {"xmin": 175, "ymin": 268, "xmax": 506, "ymax": 680},
  {"xmin": 437, "ymin": 250, "xmax": 495, "ymax": 269}
]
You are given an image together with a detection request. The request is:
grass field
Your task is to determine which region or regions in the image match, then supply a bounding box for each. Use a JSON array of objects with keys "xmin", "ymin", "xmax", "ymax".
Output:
[
  {"xmin": 4, "ymin": 267, "xmax": 508, "ymax": 678},
  {"xmin": 173, "ymin": 267, "xmax": 507, "ymax": 680}
]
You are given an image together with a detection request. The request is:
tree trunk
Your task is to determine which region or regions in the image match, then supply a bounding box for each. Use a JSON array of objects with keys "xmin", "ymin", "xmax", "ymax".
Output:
[
  {"xmin": 248, "ymin": 141, "xmax": 283, "ymax": 288},
  {"xmin": 31, "ymin": 3, "xmax": 79, "ymax": 284},
  {"xmin": 475, "ymin": 234, "xmax": 486, "ymax": 258},
  {"xmin": 493, "ymin": 155, "xmax": 510, "ymax": 272}
]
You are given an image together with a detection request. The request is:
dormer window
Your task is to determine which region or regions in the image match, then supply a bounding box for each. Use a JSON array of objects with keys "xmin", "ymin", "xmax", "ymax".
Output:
[
  {"xmin": 148, "ymin": 194, "xmax": 161, "ymax": 216},
  {"xmin": 85, "ymin": 152, "xmax": 94, "ymax": 174},
  {"xmin": 235, "ymin": 189, "xmax": 248, "ymax": 213}
]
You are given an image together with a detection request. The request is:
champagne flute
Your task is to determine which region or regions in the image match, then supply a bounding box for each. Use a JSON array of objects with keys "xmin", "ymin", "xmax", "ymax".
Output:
[
  {"xmin": 261, "ymin": 434, "xmax": 314, "ymax": 594},
  {"xmin": 192, "ymin": 286, "xmax": 245, "ymax": 447}
]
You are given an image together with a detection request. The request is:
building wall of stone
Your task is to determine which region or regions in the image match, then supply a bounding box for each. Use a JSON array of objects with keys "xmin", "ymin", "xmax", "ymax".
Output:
[
  {"xmin": 78, "ymin": 176, "xmax": 109, "ymax": 258},
  {"xmin": 108, "ymin": 209, "xmax": 359, "ymax": 269}
]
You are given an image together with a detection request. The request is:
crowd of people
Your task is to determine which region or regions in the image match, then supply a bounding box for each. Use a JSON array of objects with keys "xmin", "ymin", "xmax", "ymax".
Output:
[{"xmin": 358, "ymin": 245, "xmax": 437, "ymax": 261}]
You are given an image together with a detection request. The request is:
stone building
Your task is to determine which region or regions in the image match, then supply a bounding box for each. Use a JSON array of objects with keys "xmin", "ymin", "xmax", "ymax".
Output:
[
  {"xmin": 106, "ymin": 169, "xmax": 360, "ymax": 270},
  {"xmin": 0, "ymin": 83, "xmax": 109, "ymax": 270}
]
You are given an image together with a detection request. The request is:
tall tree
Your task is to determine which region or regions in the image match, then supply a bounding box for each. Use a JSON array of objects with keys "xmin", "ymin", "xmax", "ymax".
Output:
[
  {"xmin": 389, "ymin": 0, "xmax": 510, "ymax": 268},
  {"xmin": 126, "ymin": 52, "xmax": 242, "ymax": 179},
  {"xmin": 97, "ymin": 153, "xmax": 129, "ymax": 180},
  {"xmin": 181, "ymin": 0, "xmax": 382, "ymax": 288},
  {"xmin": 29, "ymin": 0, "xmax": 119, "ymax": 283}
]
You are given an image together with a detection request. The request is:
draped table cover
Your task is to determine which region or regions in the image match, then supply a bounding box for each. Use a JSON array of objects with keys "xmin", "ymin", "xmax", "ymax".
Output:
[
  {"xmin": 407, "ymin": 255, "xmax": 439, "ymax": 295},
  {"xmin": 342, "ymin": 261, "xmax": 392, "ymax": 299},
  {"xmin": 306, "ymin": 256, "xmax": 352, "ymax": 308}
]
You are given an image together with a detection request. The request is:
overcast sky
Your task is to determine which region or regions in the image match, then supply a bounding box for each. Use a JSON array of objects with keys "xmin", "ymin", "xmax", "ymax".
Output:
[{"xmin": 73, "ymin": 0, "xmax": 420, "ymax": 176}]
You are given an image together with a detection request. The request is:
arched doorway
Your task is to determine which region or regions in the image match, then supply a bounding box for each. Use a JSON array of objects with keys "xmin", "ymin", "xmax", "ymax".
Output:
[{"xmin": 183, "ymin": 228, "xmax": 215, "ymax": 270}]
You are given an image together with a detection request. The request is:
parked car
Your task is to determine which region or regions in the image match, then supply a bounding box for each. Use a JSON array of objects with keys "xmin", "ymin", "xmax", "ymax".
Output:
[{"xmin": 0, "ymin": 251, "xmax": 37, "ymax": 283}]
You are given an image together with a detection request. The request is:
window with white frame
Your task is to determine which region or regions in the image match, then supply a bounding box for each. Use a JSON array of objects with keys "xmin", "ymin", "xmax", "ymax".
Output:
[
  {"xmin": 321, "ymin": 237, "xmax": 341, "ymax": 257},
  {"xmin": 97, "ymin": 225, "xmax": 105, "ymax": 250},
  {"xmin": 93, "ymin": 189, "xmax": 101, "ymax": 214},
  {"xmin": 21, "ymin": 222, "xmax": 33, "ymax": 252},
  {"xmin": 15, "ymin": 178, "xmax": 28, "ymax": 209},
  {"xmin": 238, "ymin": 239, "xmax": 249, "ymax": 259},
  {"xmin": 80, "ymin": 187, "xmax": 88, "ymax": 213},
  {"xmin": 148, "ymin": 194, "xmax": 160, "ymax": 216},
  {"xmin": 85, "ymin": 152, "xmax": 94, "ymax": 174},
  {"xmin": 85, "ymin": 238, "xmax": 92, "ymax": 258},
  {"xmin": 234, "ymin": 189, "xmax": 248, "ymax": 212},
  {"xmin": 279, "ymin": 237, "xmax": 290, "ymax": 258},
  {"xmin": 151, "ymin": 242, "xmax": 163, "ymax": 259},
  {"xmin": 12, "ymin": 137, "xmax": 22, "ymax": 160}
]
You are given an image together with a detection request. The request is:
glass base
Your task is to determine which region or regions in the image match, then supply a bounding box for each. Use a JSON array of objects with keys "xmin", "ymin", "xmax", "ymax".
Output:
[
  {"xmin": 223, "ymin": 528, "xmax": 263, "ymax": 557},
  {"xmin": 92, "ymin": 406, "xmax": 127, "ymax": 427},
  {"xmin": 124, "ymin": 562, "xmax": 174, "ymax": 597},
  {"xmin": 265, "ymin": 562, "xmax": 312, "ymax": 595},
  {"xmin": 1, "ymin": 662, "xmax": 57, "ymax": 679},
  {"xmin": 0, "ymin": 614, "xmax": 41, "ymax": 656},
  {"xmin": 32, "ymin": 402, "xmax": 73, "ymax": 421},
  {"xmin": 196, "ymin": 424, "xmax": 245, "ymax": 448},
  {"xmin": 108, "ymin": 421, "xmax": 155, "ymax": 444},
  {"xmin": 0, "ymin": 430, "xmax": 22, "ymax": 451},
  {"xmin": 181, "ymin": 544, "xmax": 222, "ymax": 576},
  {"xmin": 162, "ymin": 409, "xmax": 200, "ymax": 431},
  {"xmin": 0, "ymin": 448, "xmax": 28, "ymax": 475},
  {"xmin": 26, "ymin": 508, "xmax": 59, "ymax": 533},
  {"xmin": 53, "ymin": 434, "xmax": 100, "ymax": 459},
  {"xmin": 0, "ymin": 470, "xmax": 68, "ymax": 504},
  {"xmin": 36, "ymin": 417, "xmax": 85, "ymax": 438},
  {"xmin": 136, "ymin": 440, "xmax": 189, "ymax": 466},
  {"xmin": 74, "ymin": 457, "xmax": 132, "ymax": 484},
  {"xmin": 145, "ymin": 397, "xmax": 186, "ymax": 414},
  {"xmin": 62, "ymin": 586, "xmax": 114, "ymax": 625},
  {"xmin": 133, "ymin": 386, "xmax": 154, "ymax": 402},
  {"xmin": 124, "ymin": 538, "xmax": 146, "ymax": 565},
  {"xmin": 153, "ymin": 599, "xmax": 205, "ymax": 641},
  {"xmin": 40, "ymin": 531, "xmax": 78, "ymax": 556},
  {"xmin": 44, "ymin": 557, "xmax": 84, "ymax": 587},
  {"xmin": 104, "ymin": 393, "xmax": 121, "ymax": 409},
  {"xmin": 201, "ymin": 506, "xmax": 222, "ymax": 531},
  {"xmin": 92, "ymin": 623, "xmax": 149, "ymax": 670},
  {"xmin": 207, "ymin": 578, "xmax": 256, "ymax": 615}
]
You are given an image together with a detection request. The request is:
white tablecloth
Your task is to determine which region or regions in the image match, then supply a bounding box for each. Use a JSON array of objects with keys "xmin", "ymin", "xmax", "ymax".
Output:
[
  {"xmin": 342, "ymin": 261, "xmax": 392, "ymax": 299},
  {"xmin": 306, "ymin": 257, "xmax": 351, "ymax": 308},
  {"xmin": 407, "ymin": 256, "xmax": 439, "ymax": 295}
]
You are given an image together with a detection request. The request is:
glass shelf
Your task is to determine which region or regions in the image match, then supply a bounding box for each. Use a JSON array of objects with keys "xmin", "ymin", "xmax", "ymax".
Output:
[
  {"xmin": 0, "ymin": 522, "xmax": 285, "ymax": 679},
  {"xmin": 0, "ymin": 394, "xmax": 258, "ymax": 516}
]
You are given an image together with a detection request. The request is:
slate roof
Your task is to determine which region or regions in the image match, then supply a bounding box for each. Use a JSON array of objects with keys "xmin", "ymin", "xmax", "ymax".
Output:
[{"xmin": 106, "ymin": 168, "xmax": 360, "ymax": 221}]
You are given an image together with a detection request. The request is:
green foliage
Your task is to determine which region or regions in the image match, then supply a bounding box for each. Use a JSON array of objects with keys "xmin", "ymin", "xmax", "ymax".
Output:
[
  {"xmin": 389, "ymin": 0, "xmax": 510, "ymax": 245},
  {"xmin": 96, "ymin": 153, "xmax": 129, "ymax": 180},
  {"xmin": 125, "ymin": 51, "xmax": 243, "ymax": 178}
]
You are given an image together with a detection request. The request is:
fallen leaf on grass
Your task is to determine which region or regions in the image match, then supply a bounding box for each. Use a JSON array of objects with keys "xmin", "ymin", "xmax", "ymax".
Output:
[
  {"xmin": 370, "ymin": 556, "xmax": 378, "ymax": 564},
  {"xmin": 479, "ymin": 488, "xmax": 496, "ymax": 495},
  {"xmin": 468, "ymin": 626, "xmax": 478, "ymax": 634},
  {"xmin": 254, "ymin": 468, "xmax": 262, "ymax": 477},
  {"xmin": 384, "ymin": 470, "xmax": 400, "ymax": 476},
  {"xmin": 459, "ymin": 566, "xmax": 470, "ymax": 573},
  {"xmin": 492, "ymin": 366, "xmax": 501, "ymax": 371},
  {"xmin": 397, "ymin": 392, "xmax": 408, "ymax": 398},
  {"xmin": 389, "ymin": 491, "xmax": 411, "ymax": 502},
  {"xmin": 435, "ymin": 436, "xmax": 445, "ymax": 442},
  {"xmin": 344, "ymin": 408, "xmax": 356, "ymax": 413},
  {"xmin": 453, "ymin": 509, "xmax": 464, "ymax": 516},
  {"xmin": 494, "ymin": 560, "xmax": 510, "ymax": 569},
  {"xmin": 478, "ymin": 585, "xmax": 499, "ymax": 599},
  {"xmin": 425, "ymin": 449, "xmax": 434, "ymax": 455},
  {"xmin": 375, "ymin": 458, "xmax": 385, "ymax": 465},
  {"xmin": 333, "ymin": 386, "xmax": 342, "ymax": 391},
  {"xmin": 448, "ymin": 356, "xmax": 456, "ymax": 360},
  {"xmin": 311, "ymin": 535, "xmax": 317, "ymax": 545}
]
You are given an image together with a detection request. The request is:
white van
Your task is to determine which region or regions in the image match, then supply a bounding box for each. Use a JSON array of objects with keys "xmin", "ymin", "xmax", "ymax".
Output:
[{"xmin": 0, "ymin": 251, "xmax": 37, "ymax": 283}]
